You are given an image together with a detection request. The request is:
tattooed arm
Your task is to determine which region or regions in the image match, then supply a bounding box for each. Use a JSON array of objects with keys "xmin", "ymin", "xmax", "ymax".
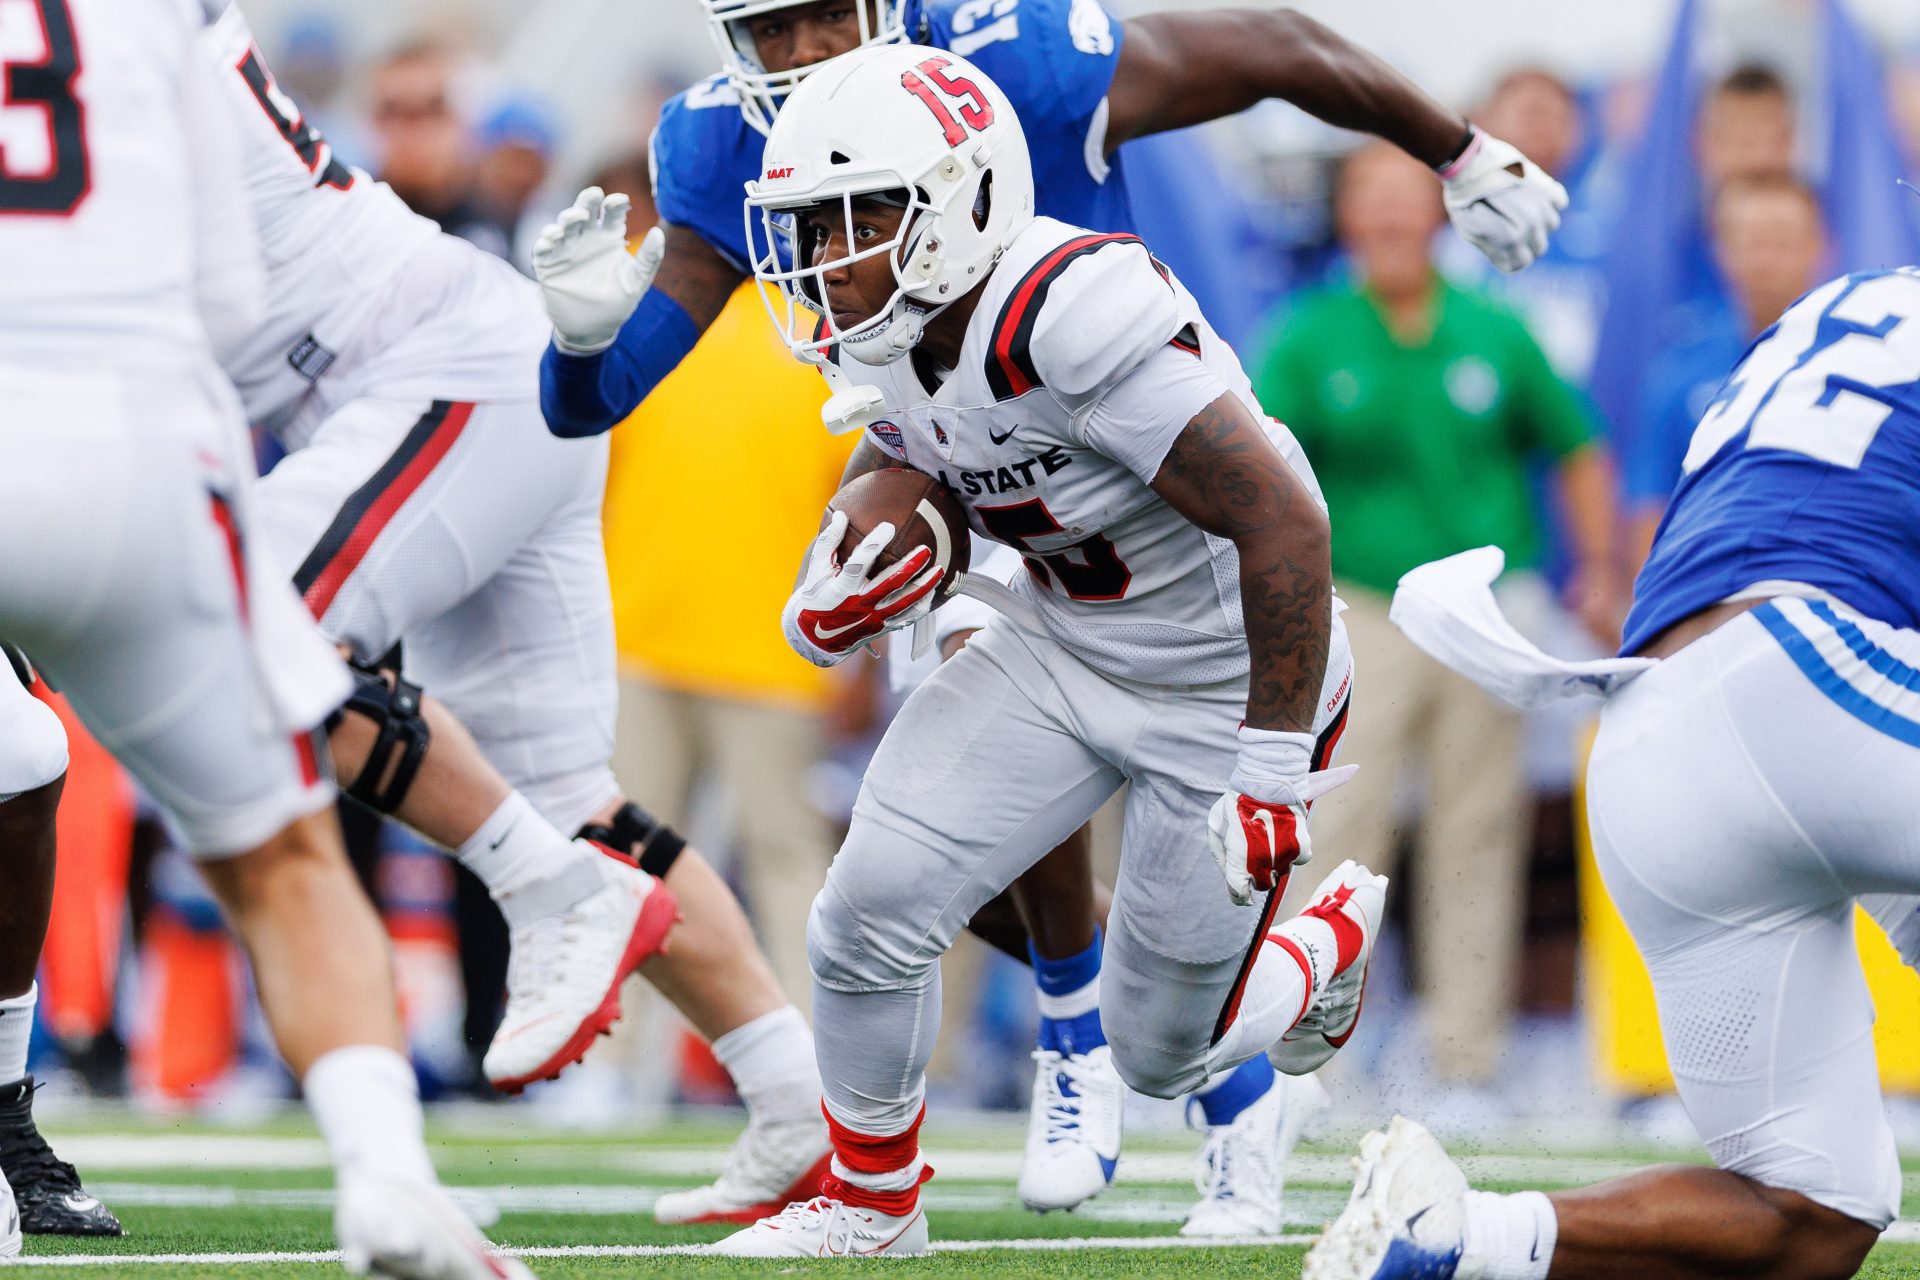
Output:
[{"xmin": 1150, "ymin": 392, "xmax": 1331, "ymax": 733}]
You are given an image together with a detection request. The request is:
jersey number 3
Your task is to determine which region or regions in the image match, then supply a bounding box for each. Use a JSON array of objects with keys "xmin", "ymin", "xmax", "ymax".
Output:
[
  {"xmin": 900, "ymin": 55, "xmax": 994, "ymax": 148},
  {"xmin": 0, "ymin": 0, "xmax": 89, "ymax": 216}
]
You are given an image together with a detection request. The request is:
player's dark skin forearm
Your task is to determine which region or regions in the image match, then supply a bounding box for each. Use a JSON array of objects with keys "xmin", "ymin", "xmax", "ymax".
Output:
[
  {"xmin": 650, "ymin": 222, "xmax": 748, "ymax": 340},
  {"xmin": 0, "ymin": 776, "xmax": 64, "ymax": 997},
  {"xmin": 839, "ymin": 436, "xmax": 893, "ymax": 487},
  {"xmin": 1151, "ymin": 394, "xmax": 1331, "ymax": 734},
  {"xmin": 1107, "ymin": 10, "xmax": 1468, "ymax": 167}
]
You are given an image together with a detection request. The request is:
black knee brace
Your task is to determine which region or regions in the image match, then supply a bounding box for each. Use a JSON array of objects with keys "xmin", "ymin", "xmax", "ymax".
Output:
[
  {"xmin": 325, "ymin": 657, "xmax": 429, "ymax": 814},
  {"xmin": 578, "ymin": 800, "xmax": 686, "ymax": 878}
]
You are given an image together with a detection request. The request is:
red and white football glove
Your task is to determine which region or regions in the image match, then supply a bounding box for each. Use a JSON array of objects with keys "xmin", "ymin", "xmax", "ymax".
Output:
[
  {"xmin": 782, "ymin": 510, "xmax": 945, "ymax": 668},
  {"xmin": 1207, "ymin": 727, "xmax": 1358, "ymax": 906}
]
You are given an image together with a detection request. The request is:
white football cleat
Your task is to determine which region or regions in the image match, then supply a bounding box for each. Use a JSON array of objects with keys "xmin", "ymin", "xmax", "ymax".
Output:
[
  {"xmin": 1180, "ymin": 1069, "xmax": 1329, "ymax": 1237},
  {"xmin": 653, "ymin": 1113, "xmax": 832, "ymax": 1225},
  {"xmin": 484, "ymin": 849, "xmax": 679, "ymax": 1094},
  {"xmin": 0, "ymin": 1166, "xmax": 19, "ymax": 1259},
  {"xmin": 336, "ymin": 1171, "xmax": 534, "ymax": 1280},
  {"xmin": 1304, "ymin": 1116, "xmax": 1469, "ymax": 1280},
  {"xmin": 1270, "ymin": 860, "xmax": 1387, "ymax": 1076},
  {"xmin": 1017, "ymin": 1043, "xmax": 1126, "ymax": 1212},
  {"xmin": 708, "ymin": 1192, "xmax": 929, "ymax": 1257}
]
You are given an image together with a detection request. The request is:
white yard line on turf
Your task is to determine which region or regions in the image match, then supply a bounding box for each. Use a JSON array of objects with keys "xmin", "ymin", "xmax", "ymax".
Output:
[
  {"xmin": 54, "ymin": 1134, "xmax": 1717, "ymax": 1188},
  {"xmin": 15, "ymin": 1224, "xmax": 1920, "ymax": 1266},
  {"xmin": 12, "ymin": 1236, "xmax": 1324, "ymax": 1267}
]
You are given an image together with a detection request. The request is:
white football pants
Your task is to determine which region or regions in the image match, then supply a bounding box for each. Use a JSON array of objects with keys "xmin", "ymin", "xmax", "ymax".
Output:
[
  {"xmin": 1588, "ymin": 599, "xmax": 1920, "ymax": 1229},
  {"xmin": 255, "ymin": 387, "xmax": 620, "ymax": 834},
  {"xmin": 809, "ymin": 611, "xmax": 1351, "ymax": 1136},
  {"xmin": 0, "ymin": 364, "xmax": 343, "ymax": 856}
]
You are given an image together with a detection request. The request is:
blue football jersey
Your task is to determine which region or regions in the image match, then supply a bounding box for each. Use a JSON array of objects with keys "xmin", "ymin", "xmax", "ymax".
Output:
[
  {"xmin": 1623, "ymin": 268, "xmax": 1920, "ymax": 653},
  {"xmin": 651, "ymin": 0, "xmax": 1134, "ymax": 272}
]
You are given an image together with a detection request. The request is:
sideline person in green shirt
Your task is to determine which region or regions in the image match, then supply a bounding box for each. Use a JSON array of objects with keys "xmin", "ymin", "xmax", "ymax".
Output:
[{"xmin": 1254, "ymin": 142, "xmax": 1621, "ymax": 1109}]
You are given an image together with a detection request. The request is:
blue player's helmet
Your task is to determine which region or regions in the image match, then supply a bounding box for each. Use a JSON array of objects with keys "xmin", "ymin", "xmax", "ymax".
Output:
[{"xmin": 702, "ymin": 0, "xmax": 912, "ymax": 137}]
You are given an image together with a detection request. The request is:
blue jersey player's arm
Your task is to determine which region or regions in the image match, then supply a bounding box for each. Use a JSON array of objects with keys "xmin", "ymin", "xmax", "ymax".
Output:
[
  {"xmin": 540, "ymin": 80, "xmax": 757, "ymax": 439},
  {"xmin": 544, "ymin": 3, "xmax": 1481, "ymax": 438},
  {"xmin": 1102, "ymin": 9, "xmax": 1468, "ymax": 166},
  {"xmin": 539, "ymin": 223, "xmax": 743, "ymax": 438}
]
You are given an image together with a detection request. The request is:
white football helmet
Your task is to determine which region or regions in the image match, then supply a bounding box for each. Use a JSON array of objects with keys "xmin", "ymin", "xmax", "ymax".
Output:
[
  {"xmin": 744, "ymin": 43, "xmax": 1034, "ymax": 366},
  {"xmin": 702, "ymin": 0, "xmax": 911, "ymax": 137}
]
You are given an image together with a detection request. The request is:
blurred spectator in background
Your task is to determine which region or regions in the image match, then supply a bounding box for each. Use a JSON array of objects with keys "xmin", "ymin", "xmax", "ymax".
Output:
[
  {"xmin": 271, "ymin": 12, "xmax": 371, "ymax": 169},
  {"xmin": 472, "ymin": 97, "xmax": 559, "ymax": 273},
  {"xmin": 593, "ymin": 157, "xmax": 854, "ymax": 1014},
  {"xmin": 1255, "ymin": 143, "xmax": 1616, "ymax": 1116},
  {"xmin": 367, "ymin": 41, "xmax": 502, "ymax": 257},
  {"xmin": 1625, "ymin": 174, "xmax": 1826, "ymax": 563},
  {"xmin": 1442, "ymin": 68, "xmax": 1610, "ymax": 382},
  {"xmin": 1698, "ymin": 64, "xmax": 1796, "ymax": 191},
  {"xmin": 1896, "ymin": 56, "xmax": 1920, "ymax": 167}
]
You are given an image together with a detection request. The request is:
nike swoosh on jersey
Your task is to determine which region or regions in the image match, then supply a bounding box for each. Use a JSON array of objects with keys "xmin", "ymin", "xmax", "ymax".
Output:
[{"xmin": 989, "ymin": 424, "xmax": 1017, "ymax": 445}]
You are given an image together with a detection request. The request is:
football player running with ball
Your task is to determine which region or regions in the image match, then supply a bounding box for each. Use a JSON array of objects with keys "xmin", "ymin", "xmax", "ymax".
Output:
[
  {"xmin": 703, "ymin": 46, "xmax": 1386, "ymax": 1257},
  {"xmin": 536, "ymin": 0, "xmax": 1564, "ymax": 1224},
  {"xmin": 1309, "ymin": 267, "xmax": 1920, "ymax": 1280}
]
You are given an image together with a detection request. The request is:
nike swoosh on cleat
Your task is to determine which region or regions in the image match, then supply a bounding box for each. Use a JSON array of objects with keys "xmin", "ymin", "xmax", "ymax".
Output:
[
  {"xmin": 1406, "ymin": 1204, "xmax": 1433, "ymax": 1234},
  {"xmin": 811, "ymin": 618, "xmax": 870, "ymax": 641},
  {"xmin": 1530, "ymin": 1226, "xmax": 1541, "ymax": 1261}
]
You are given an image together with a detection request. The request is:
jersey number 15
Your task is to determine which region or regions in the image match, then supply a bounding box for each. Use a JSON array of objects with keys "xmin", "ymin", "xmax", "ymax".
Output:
[{"xmin": 900, "ymin": 55, "xmax": 995, "ymax": 148}]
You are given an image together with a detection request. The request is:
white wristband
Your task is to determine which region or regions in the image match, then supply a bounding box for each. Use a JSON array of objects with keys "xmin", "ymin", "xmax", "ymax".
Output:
[{"xmin": 1228, "ymin": 726, "xmax": 1314, "ymax": 804}]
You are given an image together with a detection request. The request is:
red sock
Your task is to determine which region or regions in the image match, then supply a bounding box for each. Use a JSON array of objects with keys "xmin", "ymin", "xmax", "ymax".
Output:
[{"xmin": 822, "ymin": 1102, "xmax": 934, "ymax": 1213}]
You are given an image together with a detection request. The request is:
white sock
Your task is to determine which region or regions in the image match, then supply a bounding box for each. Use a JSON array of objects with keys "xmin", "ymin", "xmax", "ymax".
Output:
[
  {"xmin": 830, "ymin": 1153, "xmax": 925, "ymax": 1193},
  {"xmin": 1035, "ymin": 971, "xmax": 1100, "ymax": 1021},
  {"xmin": 711, "ymin": 1006, "xmax": 822, "ymax": 1124},
  {"xmin": 0, "ymin": 984, "xmax": 35, "ymax": 1083},
  {"xmin": 1206, "ymin": 919, "xmax": 1333, "ymax": 1064},
  {"xmin": 1462, "ymin": 1189, "xmax": 1557, "ymax": 1280},
  {"xmin": 304, "ymin": 1044, "xmax": 436, "ymax": 1184},
  {"xmin": 454, "ymin": 792, "xmax": 607, "ymax": 928}
]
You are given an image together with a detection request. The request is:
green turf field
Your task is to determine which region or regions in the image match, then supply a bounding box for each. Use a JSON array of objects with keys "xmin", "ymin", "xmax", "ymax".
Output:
[{"xmin": 8, "ymin": 1110, "xmax": 1919, "ymax": 1277}]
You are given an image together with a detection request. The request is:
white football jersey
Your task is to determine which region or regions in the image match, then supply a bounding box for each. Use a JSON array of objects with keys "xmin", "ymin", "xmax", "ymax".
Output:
[
  {"xmin": 835, "ymin": 217, "xmax": 1326, "ymax": 686},
  {"xmin": 200, "ymin": 0, "xmax": 437, "ymax": 421},
  {"xmin": 0, "ymin": 0, "xmax": 252, "ymax": 372}
]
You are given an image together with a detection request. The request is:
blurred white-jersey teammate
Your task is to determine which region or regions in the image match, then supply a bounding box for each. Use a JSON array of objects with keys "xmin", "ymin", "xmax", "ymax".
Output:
[
  {"xmin": 1310, "ymin": 267, "xmax": 1920, "ymax": 1280},
  {"xmin": 192, "ymin": 2, "xmax": 834, "ymax": 1209},
  {"xmin": 714, "ymin": 46, "xmax": 1387, "ymax": 1256},
  {"xmin": 0, "ymin": 1, "xmax": 524, "ymax": 1274}
]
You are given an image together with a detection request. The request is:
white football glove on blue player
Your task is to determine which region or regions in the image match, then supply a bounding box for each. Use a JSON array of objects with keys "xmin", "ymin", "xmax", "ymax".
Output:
[
  {"xmin": 1438, "ymin": 127, "xmax": 1569, "ymax": 275},
  {"xmin": 1207, "ymin": 727, "xmax": 1358, "ymax": 906},
  {"xmin": 782, "ymin": 511, "xmax": 945, "ymax": 668},
  {"xmin": 533, "ymin": 186, "xmax": 665, "ymax": 354}
]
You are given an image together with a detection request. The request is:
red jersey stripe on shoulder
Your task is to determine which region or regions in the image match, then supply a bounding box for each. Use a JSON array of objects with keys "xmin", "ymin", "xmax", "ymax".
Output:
[{"xmin": 985, "ymin": 232, "xmax": 1142, "ymax": 401}]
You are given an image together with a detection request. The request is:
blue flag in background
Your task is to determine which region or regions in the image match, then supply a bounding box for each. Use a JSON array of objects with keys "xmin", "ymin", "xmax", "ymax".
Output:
[
  {"xmin": 1587, "ymin": 0, "xmax": 1706, "ymax": 451},
  {"xmin": 1818, "ymin": 0, "xmax": 1920, "ymax": 272}
]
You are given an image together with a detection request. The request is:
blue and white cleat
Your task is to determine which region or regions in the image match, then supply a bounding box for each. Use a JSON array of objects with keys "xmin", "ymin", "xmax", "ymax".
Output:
[
  {"xmin": 1017, "ymin": 1044, "xmax": 1125, "ymax": 1212},
  {"xmin": 1305, "ymin": 1116, "xmax": 1467, "ymax": 1280},
  {"xmin": 1181, "ymin": 1069, "xmax": 1330, "ymax": 1237}
]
